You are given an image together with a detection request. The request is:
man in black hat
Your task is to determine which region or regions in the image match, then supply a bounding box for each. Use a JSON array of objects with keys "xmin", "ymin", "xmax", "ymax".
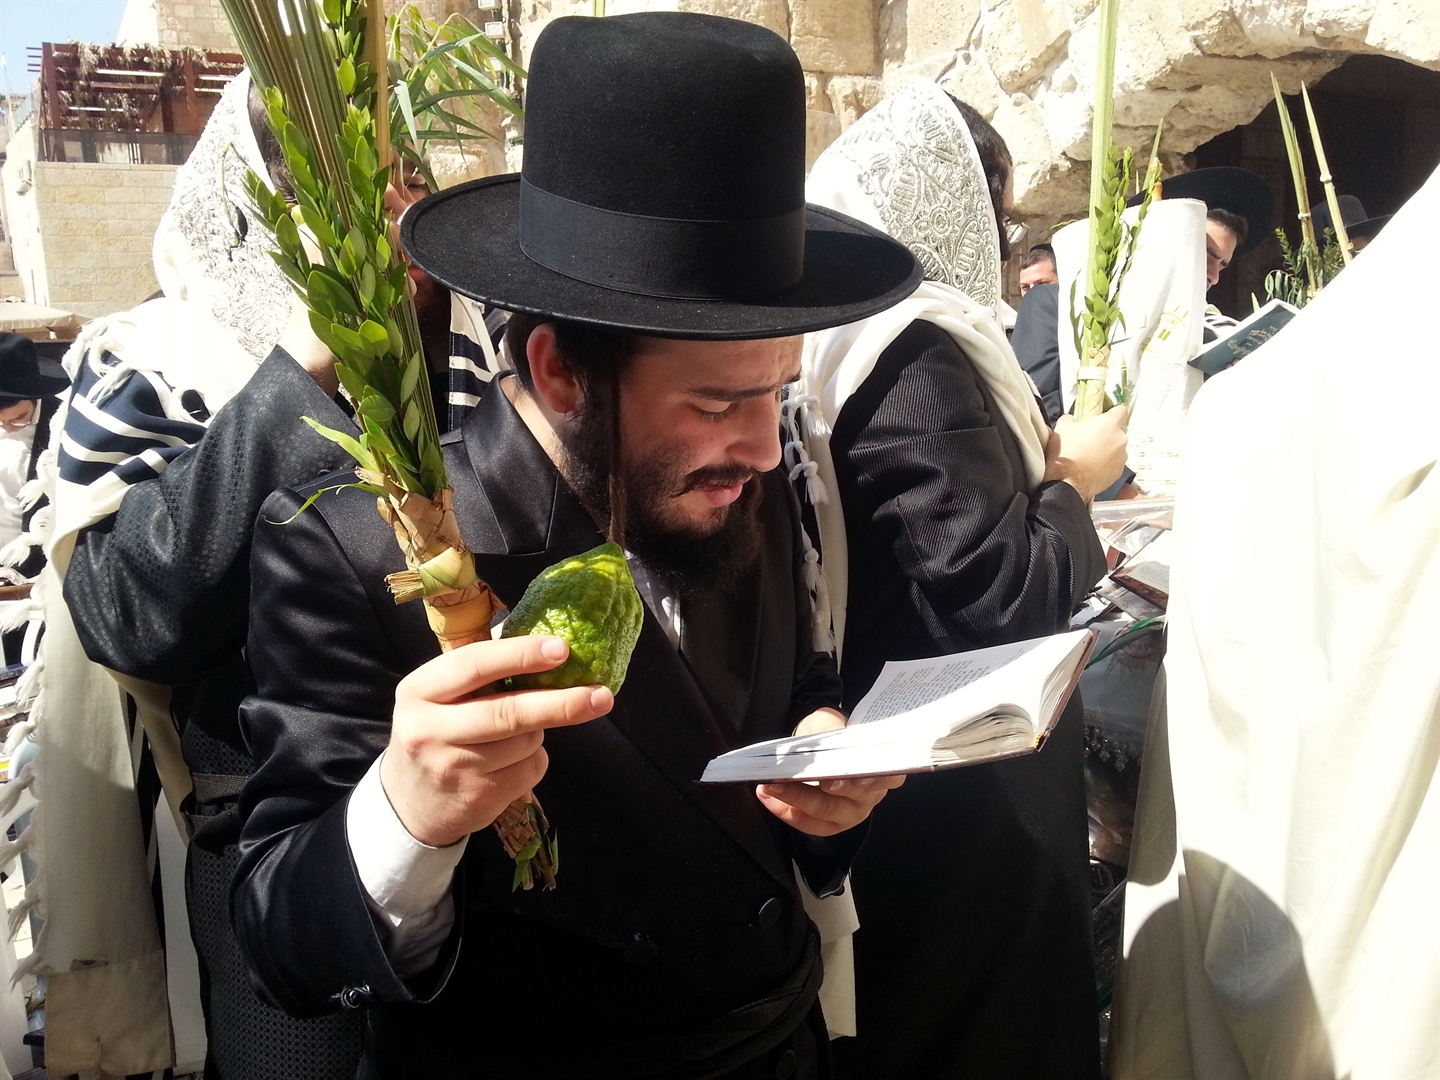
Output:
[
  {"xmin": 0, "ymin": 332, "xmax": 69, "ymax": 658},
  {"xmin": 233, "ymin": 12, "xmax": 918, "ymax": 1080},
  {"xmin": 1311, "ymin": 194, "xmax": 1391, "ymax": 253},
  {"xmin": 1146, "ymin": 167, "xmax": 1274, "ymax": 292}
]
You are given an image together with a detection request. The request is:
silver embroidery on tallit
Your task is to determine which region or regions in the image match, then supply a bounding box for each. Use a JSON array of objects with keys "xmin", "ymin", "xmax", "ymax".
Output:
[
  {"xmin": 816, "ymin": 81, "xmax": 1001, "ymax": 311},
  {"xmin": 154, "ymin": 70, "xmax": 292, "ymax": 362}
]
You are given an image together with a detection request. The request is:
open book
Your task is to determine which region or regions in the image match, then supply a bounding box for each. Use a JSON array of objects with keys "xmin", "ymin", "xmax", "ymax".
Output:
[
  {"xmin": 700, "ymin": 630, "xmax": 1096, "ymax": 784},
  {"xmin": 1189, "ymin": 298, "xmax": 1298, "ymax": 375}
]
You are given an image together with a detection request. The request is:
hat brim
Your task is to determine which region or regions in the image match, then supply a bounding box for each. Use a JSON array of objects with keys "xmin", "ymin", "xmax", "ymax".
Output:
[
  {"xmin": 0, "ymin": 355, "xmax": 70, "ymax": 400},
  {"xmin": 401, "ymin": 175, "xmax": 922, "ymax": 340},
  {"xmin": 1127, "ymin": 167, "xmax": 1275, "ymax": 256},
  {"xmin": 1346, "ymin": 213, "xmax": 1392, "ymax": 241}
]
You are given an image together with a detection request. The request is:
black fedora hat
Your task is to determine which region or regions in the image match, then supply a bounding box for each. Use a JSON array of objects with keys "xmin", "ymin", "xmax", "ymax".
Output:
[
  {"xmin": 400, "ymin": 12, "xmax": 921, "ymax": 340},
  {"xmin": 0, "ymin": 331, "xmax": 70, "ymax": 402},
  {"xmin": 1128, "ymin": 167, "xmax": 1274, "ymax": 256},
  {"xmin": 1310, "ymin": 194, "xmax": 1391, "ymax": 243}
]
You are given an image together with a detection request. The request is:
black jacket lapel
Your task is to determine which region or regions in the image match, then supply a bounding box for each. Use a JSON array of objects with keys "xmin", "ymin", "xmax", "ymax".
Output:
[{"xmin": 448, "ymin": 385, "xmax": 794, "ymax": 890}]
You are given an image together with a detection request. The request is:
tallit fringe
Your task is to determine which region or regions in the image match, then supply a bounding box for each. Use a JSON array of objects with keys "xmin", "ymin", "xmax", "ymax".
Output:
[
  {"xmin": 0, "ymin": 761, "xmax": 35, "ymax": 817},
  {"xmin": 8, "ymin": 881, "xmax": 41, "ymax": 941},
  {"xmin": 0, "ymin": 823, "xmax": 34, "ymax": 873},
  {"xmin": 10, "ymin": 946, "xmax": 43, "ymax": 988},
  {"xmin": 782, "ymin": 391, "xmax": 837, "ymax": 655}
]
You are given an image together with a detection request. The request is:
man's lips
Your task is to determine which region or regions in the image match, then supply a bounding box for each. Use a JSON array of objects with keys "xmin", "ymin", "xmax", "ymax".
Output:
[{"xmin": 695, "ymin": 480, "xmax": 745, "ymax": 507}]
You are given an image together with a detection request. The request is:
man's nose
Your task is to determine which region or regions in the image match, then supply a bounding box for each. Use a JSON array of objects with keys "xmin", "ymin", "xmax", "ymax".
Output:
[{"xmin": 731, "ymin": 398, "xmax": 784, "ymax": 474}]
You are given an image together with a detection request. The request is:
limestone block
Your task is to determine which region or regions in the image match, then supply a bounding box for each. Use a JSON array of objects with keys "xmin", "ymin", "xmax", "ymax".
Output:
[
  {"xmin": 789, "ymin": 0, "xmax": 877, "ymax": 75},
  {"xmin": 1366, "ymin": 0, "xmax": 1440, "ymax": 66},
  {"xmin": 826, "ymin": 74, "xmax": 884, "ymax": 127},
  {"xmin": 888, "ymin": 0, "xmax": 981, "ymax": 68},
  {"xmin": 990, "ymin": 91, "xmax": 1052, "ymax": 205},
  {"xmin": 982, "ymin": 0, "xmax": 1072, "ymax": 91},
  {"xmin": 677, "ymin": 0, "xmax": 789, "ymax": 38},
  {"xmin": 806, "ymin": 109, "xmax": 843, "ymax": 170},
  {"xmin": 1302, "ymin": 0, "xmax": 1376, "ymax": 41},
  {"xmin": 1036, "ymin": 71, "xmax": 1096, "ymax": 158},
  {"xmin": 939, "ymin": 51, "xmax": 1003, "ymax": 118}
]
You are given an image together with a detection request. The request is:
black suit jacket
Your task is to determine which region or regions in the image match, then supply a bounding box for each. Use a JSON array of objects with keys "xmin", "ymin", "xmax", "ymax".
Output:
[
  {"xmin": 65, "ymin": 349, "xmax": 354, "ymax": 777},
  {"xmin": 1009, "ymin": 282, "xmax": 1064, "ymax": 425},
  {"xmin": 235, "ymin": 384, "xmax": 850, "ymax": 1078},
  {"xmin": 823, "ymin": 320, "xmax": 1105, "ymax": 1080}
]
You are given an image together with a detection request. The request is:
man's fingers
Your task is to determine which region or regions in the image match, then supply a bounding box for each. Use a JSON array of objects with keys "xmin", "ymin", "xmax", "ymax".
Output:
[
  {"xmin": 483, "ymin": 745, "xmax": 551, "ymax": 807},
  {"xmin": 427, "ymin": 683, "xmax": 613, "ymax": 747},
  {"xmin": 401, "ymin": 635, "xmax": 571, "ymax": 704},
  {"xmin": 757, "ymin": 781, "xmax": 855, "ymax": 824},
  {"xmin": 817, "ymin": 774, "xmax": 906, "ymax": 797},
  {"xmin": 1109, "ymin": 403, "xmax": 1132, "ymax": 430}
]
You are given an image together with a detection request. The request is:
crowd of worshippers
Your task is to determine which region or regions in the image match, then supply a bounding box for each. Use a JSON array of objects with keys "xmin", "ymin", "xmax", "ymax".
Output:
[{"xmin": 0, "ymin": 11, "xmax": 1390, "ymax": 1080}]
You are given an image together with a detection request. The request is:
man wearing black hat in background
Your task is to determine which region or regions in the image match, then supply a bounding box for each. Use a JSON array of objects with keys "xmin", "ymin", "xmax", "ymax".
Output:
[
  {"xmin": 233, "ymin": 13, "xmax": 917, "ymax": 1080},
  {"xmin": 1312, "ymin": 193, "xmax": 1391, "ymax": 254},
  {"xmin": 0, "ymin": 332, "xmax": 69, "ymax": 662},
  {"xmin": 1013, "ymin": 166, "xmax": 1272, "ymax": 436}
]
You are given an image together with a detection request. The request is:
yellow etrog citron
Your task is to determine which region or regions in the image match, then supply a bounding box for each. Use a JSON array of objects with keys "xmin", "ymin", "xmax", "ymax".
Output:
[{"xmin": 501, "ymin": 542, "xmax": 644, "ymax": 693}]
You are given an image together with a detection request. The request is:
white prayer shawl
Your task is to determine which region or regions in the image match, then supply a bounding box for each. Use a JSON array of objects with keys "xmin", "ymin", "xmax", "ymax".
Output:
[
  {"xmin": 1111, "ymin": 165, "xmax": 1440, "ymax": 1079},
  {"xmin": 794, "ymin": 79, "xmax": 1050, "ymax": 1039},
  {"xmin": 1051, "ymin": 199, "xmax": 1208, "ymax": 493},
  {"xmin": 0, "ymin": 70, "xmax": 283, "ymax": 1077}
]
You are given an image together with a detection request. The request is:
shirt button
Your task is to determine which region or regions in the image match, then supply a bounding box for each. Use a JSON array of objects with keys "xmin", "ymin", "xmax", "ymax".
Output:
[
  {"xmin": 624, "ymin": 935, "xmax": 659, "ymax": 964},
  {"xmin": 775, "ymin": 1048, "xmax": 797, "ymax": 1078},
  {"xmin": 757, "ymin": 897, "xmax": 783, "ymax": 929}
]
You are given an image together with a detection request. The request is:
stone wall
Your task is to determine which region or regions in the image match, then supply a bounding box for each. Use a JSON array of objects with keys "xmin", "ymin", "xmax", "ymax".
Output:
[
  {"xmin": 155, "ymin": 0, "xmax": 239, "ymax": 51},
  {"xmin": 506, "ymin": 0, "xmax": 1440, "ymax": 230},
  {"xmin": 1, "ymin": 131, "xmax": 177, "ymax": 318}
]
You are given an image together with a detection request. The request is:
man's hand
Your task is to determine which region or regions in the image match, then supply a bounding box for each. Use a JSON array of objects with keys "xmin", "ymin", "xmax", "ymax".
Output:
[
  {"xmin": 1043, "ymin": 404, "xmax": 1130, "ymax": 503},
  {"xmin": 755, "ymin": 708, "xmax": 906, "ymax": 837},
  {"xmin": 380, "ymin": 635, "xmax": 613, "ymax": 848}
]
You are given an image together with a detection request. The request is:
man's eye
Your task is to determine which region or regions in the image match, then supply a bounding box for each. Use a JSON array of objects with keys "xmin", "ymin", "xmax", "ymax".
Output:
[{"xmin": 695, "ymin": 402, "xmax": 737, "ymax": 420}]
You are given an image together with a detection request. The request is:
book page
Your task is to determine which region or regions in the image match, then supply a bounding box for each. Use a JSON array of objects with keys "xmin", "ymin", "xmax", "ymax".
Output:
[{"xmin": 849, "ymin": 642, "xmax": 1031, "ymax": 726}]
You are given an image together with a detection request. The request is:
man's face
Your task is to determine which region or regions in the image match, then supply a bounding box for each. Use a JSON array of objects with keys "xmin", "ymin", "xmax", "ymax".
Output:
[
  {"xmin": 0, "ymin": 399, "xmax": 37, "ymax": 432},
  {"xmin": 1019, "ymin": 257, "xmax": 1057, "ymax": 296},
  {"xmin": 560, "ymin": 334, "xmax": 799, "ymax": 592},
  {"xmin": 1204, "ymin": 219, "xmax": 1240, "ymax": 290}
]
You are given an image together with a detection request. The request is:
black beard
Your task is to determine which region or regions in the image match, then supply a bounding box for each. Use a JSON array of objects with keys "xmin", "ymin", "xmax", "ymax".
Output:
[{"xmin": 560, "ymin": 406, "xmax": 763, "ymax": 597}]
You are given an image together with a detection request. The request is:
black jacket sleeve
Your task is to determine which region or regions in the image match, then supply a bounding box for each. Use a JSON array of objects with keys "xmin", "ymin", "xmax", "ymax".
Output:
[
  {"xmin": 234, "ymin": 483, "xmax": 447, "ymax": 1016},
  {"xmin": 832, "ymin": 320, "xmax": 1106, "ymax": 654},
  {"xmin": 1010, "ymin": 282, "xmax": 1064, "ymax": 425},
  {"xmin": 63, "ymin": 348, "xmax": 355, "ymax": 686}
]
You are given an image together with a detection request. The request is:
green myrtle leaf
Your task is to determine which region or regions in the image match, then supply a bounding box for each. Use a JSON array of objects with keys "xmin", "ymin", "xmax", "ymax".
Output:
[
  {"xmin": 400, "ymin": 356, "xmax": 421, "ymax": 402},
  {"xmin": 358, "ymin": 394, "xmax": 396, "ymax": 424},
  {"xmin": 273, "ymin": 213, "xmax": 302, "ymax": 257},
  {"xmin": 306, "ymin": 269, "xmax": 359, "ymax": 319},
  {"xmin": 358, "ymin": 319, "xmax": 391, "ymax": 356},
  {"xmin": 376, "ymin": 233, "xmax": 392, "ymax": 267},
  {"xmin": 334, "ymin": 361, "xmax": 371, "ymax": 405},
  {"xmin": 403, "ymin": 401, "xmax": 421, "ymax": 442},
  {"xmin": 358, "ymin": 262, "xmax": 377, "ymax": 306},
  {"xmin": 322, "ymin": 0, "xmax": 343, "ymax": 25},
  {"xmin": 338, "ymin": 56, "xmax": 357, "ymax": 96},
  {"xmin": 386, "ymin": 318, "xmax": 406, "ymax": 358},
  {"xmin": 300, "ymin": 416, "xmax": 374, "ymax": 472},
  {"xmin": 299, "ymin": 205, "xmax": 340, "ymax": 251},
  {"xmin": 327, "ymin": 321, "xmax": 369, "ymax": 358}
]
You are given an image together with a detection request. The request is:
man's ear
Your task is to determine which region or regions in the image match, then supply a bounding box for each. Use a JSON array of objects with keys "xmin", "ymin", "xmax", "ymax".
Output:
[{"xmin": 526, "ymin": 323, "xmax": 584, "ymax": 416}]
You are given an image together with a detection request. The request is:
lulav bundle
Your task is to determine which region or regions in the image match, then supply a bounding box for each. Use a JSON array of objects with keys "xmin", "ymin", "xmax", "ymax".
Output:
[
  {"xmin": 1070, "ymin": 0, "xmax": 1160, "ymax": 420},
  {"xmin": 222, "ymin": 0, "xmax": 559, "ymax": 889}
]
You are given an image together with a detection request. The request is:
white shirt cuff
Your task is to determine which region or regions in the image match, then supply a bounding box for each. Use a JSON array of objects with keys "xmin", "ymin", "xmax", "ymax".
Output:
[{"xmin": 346, "ymin": 753, "xmax": 468, "ymax": 974}]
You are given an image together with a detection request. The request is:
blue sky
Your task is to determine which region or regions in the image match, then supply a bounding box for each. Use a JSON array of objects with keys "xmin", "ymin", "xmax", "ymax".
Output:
[{"xmin": 0, "ymin": 0, "xmax": 128, "ymax": 96}]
